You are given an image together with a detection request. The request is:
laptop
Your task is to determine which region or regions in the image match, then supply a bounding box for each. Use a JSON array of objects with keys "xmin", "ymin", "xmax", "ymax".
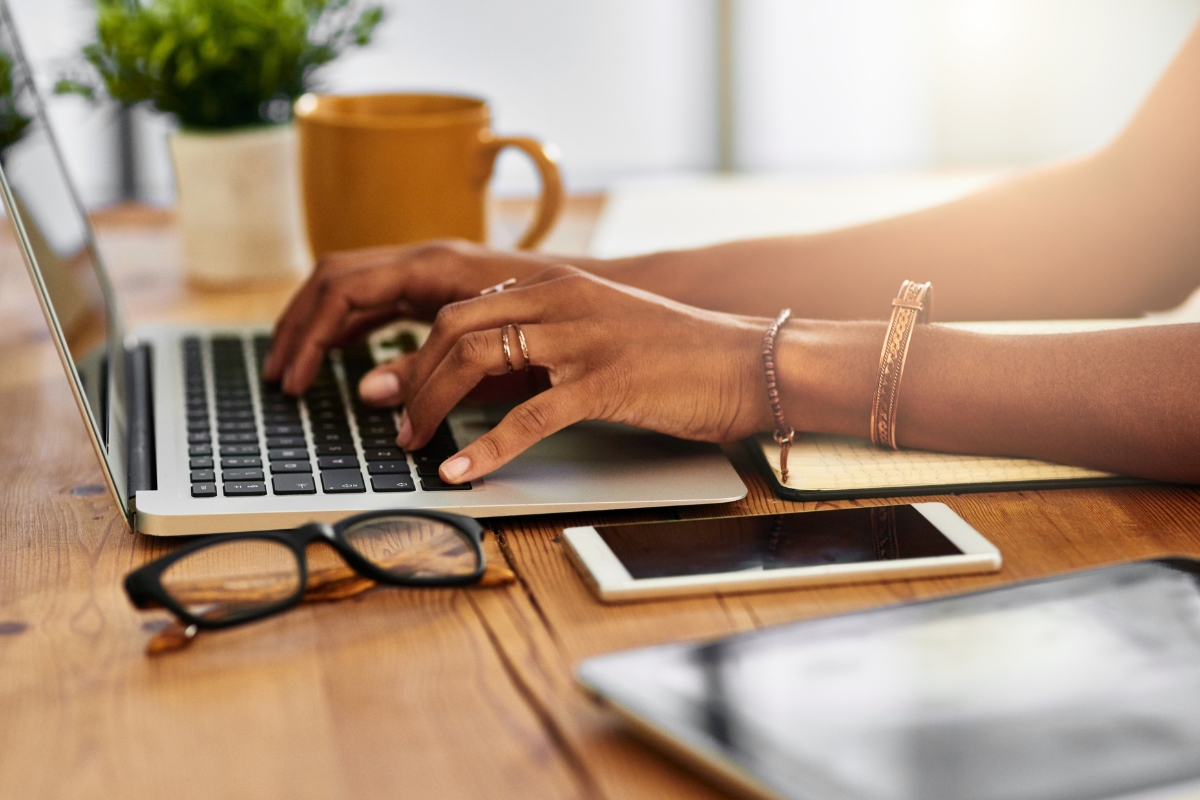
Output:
[{"xmin": 0, "ymin": 3, "xmax": 745, "ymax": 536}]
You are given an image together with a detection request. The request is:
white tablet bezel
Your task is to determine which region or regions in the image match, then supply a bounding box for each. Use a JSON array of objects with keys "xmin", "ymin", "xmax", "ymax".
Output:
[{"xmin": 563, "ymin": 503, "xmax": 1001, "ymax": 603}]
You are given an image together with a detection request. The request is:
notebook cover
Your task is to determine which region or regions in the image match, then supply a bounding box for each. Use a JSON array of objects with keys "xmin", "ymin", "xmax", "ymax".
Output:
[{"xmin": 747, "ymin": 433, "xmax": 1143, "ymax": 502}]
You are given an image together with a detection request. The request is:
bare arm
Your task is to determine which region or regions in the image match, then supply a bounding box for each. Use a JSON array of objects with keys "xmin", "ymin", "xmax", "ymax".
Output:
[
  {"xmin": 349, "ymin": 269, "xmax": 1199, "ymax": 487},
  {"xmin": 774, "ymin": 320, "xmax": 1200, "ymax": 483}
]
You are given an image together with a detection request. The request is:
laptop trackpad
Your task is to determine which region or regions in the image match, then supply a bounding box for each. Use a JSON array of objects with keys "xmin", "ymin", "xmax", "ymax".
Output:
[{"xmin": 449, "ymin": 406, "xmax": 745, "ymax": 499}]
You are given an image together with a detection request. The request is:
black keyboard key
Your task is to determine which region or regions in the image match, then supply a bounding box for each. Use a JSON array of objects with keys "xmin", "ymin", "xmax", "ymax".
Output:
[
  {"xmin": 189, "ymin": 456, "xmax": 213, "ymax": 469},
  {"xmin": 273, "ymin": 473, "xmax": 317, "ymax": 495},
  {"xmin": 420, "ymin": 476, "xmax": 472, "ymax": 491},
  {"xmin": 216, "ymin": 408, "xmax": 255, "ymax": 420},
  {"xmin": 191, "ymin": 482, "xmax": 217, "ymax": 498},
  {"xmin": 187, "ymin": 431, "xmax": 211, "ymax": 444},
  {"xmin": 189, "ymin": 443, "xmax": 213, "ymax": 456},
  {"xmin": 412, "ymin": 450, "xmax": 454, "ymax": 465},
  {"xmin": 355, "ymin": 410, "xmax": 395, "ymax": 426},
  {"xmin": 223, "ymin": 468, "xmax": 264, "ymax": 481},
  {"xmin": 220, "ymin": 444, "xmax": 259, "ymax": 456},
  {"xmin": 318, "ymin": 455, "xmax": 359, "ymax": 470},
  {"xmin": 360, "ymin": 436, "xmax": 398, "ymax": 449},
  {"xmin": 186, "ymin": 418, "xmax": 210, "ymax": 432},
  {"xmin": 223, "ymin": 482, "xmax": 267, "ymax": 496},
  {"xmin": 358, "ymin": 424, "xmax": 396, "ymax": 438},
  {"xmin": 310, "ymin": 409, "xmax": 348, "ymax": 423},
  {"xmin": 267, "ymin": 436, "xmax": 306, "ymax": 448},
  {"xmin": 312, "ymin": 432, "xmax": 351, "ymax": 445},
  {"xmin": 262, "ymin": 412, "xmax": 301, "ymax": 425},
  {"xmin": 321, "ymin": 469, "xmax": 365, "ymax": 493},
  {"xmin": 415, "ymin": 461, "xmax": 442, "ymax": 477},
  {"xmin": 268, "ymin": 448, "xmax": 308, "ymax": 461},
  {"xmin": 270, "ymin": 460, "xmax": 312, "ymax": 473},
  {"xmin": 368, "ymin": 461, "xmax": 410, "ymax": 475},
  {"xmin": 217, "ymin": 420, "xmax": 257, "ymax": 432},
  {"xmin": 315, "ymin": 442, "xmax": 354, "ymax": 456},
  {"xmin": 219, "ymin": 432, "xmax": 258, "ymax": 444},
  {"xmin": 311, "ymin": 421, "xmax": 350, "ymax": 434},
  {"xmin": 190, "ymin": 469, "xmax": 215, "ymax": 483},
  {"xmin": 371, "ymin": 474, "xmax": 415, "ymax": 492},
  {"xmin": 264, "ymin": 423, "xmax": 304, "ymax": 436},
  {"xmin": 221, "ymin": 456, "xmax": 262, "ymax": 469},
  {"xmin": 364, "ymin": 447, "xmax": 406, "ymax": 462}
]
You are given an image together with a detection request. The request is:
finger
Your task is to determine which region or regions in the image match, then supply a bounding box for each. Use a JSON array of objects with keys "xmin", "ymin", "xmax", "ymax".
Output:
[
  {"xmin": 439, "ymin": 384, "xmax": 588, "ymax": 483},
  {"xmin": 332, "ymin": 304, "xmax": 403, "ymax": 348},
  {"xmin": 401, "ymin": 324, "xmax": 559, "ymax": 450},
  {"xmin": 264, "ymin": 253, "xmax": 383, "ymax": 380},
  {"xmin": 402, "ymin": 271, "xmax": 588, "ymax": 405},
  {"xmin": 281, "ymin": 266, "xmax": 419, "ymax": 394},
  {"xmin": 358, "ymin": 355, "xmax": 412, "ymax": 407}
]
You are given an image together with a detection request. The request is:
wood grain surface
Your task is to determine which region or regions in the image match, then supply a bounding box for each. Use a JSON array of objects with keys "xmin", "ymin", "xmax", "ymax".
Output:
[{"xmin": 2, "ymin": 198, "xmax": 1199, "ymax": 800}]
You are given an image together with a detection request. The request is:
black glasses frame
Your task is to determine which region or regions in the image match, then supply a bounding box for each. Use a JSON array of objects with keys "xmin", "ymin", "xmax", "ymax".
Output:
[{"xmin": 125, "ymin": 509, "xmax": 487, "ymax": 630}]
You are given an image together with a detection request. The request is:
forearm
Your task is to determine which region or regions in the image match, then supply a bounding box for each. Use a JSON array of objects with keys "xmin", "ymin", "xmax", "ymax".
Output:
[
  {"xmin": 592, "ymin": 154, "xmax": 1200, "ymax": 322},
  {"xmin": 773, "ymin": 321, "xmax": 1200, "ymax": 483}
]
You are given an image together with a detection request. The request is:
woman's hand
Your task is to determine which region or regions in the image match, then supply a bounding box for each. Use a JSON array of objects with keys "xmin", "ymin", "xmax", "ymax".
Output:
[
  {"xmin": 360, "ymin": 266, "xmax": 774, "ymax": 484},
  {"xmin": 263, "ymin": 239, "xmax": 568, "ymax": 391}
]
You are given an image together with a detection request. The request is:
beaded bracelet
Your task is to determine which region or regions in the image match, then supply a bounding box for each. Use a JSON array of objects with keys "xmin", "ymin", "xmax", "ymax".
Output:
[
  {"xmin": 870, "ymin": 280, "xmax": 933, "ymax": 449},
  {"xmin": 761, "ymin": 309, "xmax": 795, "ymax": 483}
]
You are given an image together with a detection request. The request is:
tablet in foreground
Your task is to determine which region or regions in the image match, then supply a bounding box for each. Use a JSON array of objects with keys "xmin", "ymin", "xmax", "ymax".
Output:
[{"xmin": 578, "ymin": 558, "xmax": 1200, "ymax": 800}]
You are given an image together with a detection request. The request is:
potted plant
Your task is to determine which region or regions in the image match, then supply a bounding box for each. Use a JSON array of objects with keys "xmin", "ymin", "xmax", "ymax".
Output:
[{"xmin": 59, "ymin": 0, "xmax": 383, "ymax": 285}]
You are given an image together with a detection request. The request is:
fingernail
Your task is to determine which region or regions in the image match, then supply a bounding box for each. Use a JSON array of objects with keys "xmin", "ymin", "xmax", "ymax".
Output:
[
  {"xmin": 441, "ymin": 455, "xmax": 470, "ymax": 482},
  {"xmin": 360, "ymin": 371, "xmax": 400, "ymax": 401},
  {"xmin": 396, "ymin": 409, "xmax": 412, "ymax": 448}
]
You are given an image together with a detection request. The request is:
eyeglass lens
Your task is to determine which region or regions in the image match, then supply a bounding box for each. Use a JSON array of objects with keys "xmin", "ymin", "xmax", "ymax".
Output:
[
  {"xmin": 160, "ymin": 539, "xmax": 302, "ymax": 623},
  {"xmin": 340, "ymin": 516, "xmax": 480, "ymax": 578}
]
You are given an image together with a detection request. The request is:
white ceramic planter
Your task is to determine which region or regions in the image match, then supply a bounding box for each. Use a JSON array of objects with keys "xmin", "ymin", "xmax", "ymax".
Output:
[{"xmin": 169, "ymin": 124, "xmax": 310, "ymax": 286}]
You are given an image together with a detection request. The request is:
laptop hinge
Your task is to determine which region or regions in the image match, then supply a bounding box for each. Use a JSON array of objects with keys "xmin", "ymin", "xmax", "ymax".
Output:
[{"xmin": 126, "ymin": 342, "xmax": 156, "ymax": 506}]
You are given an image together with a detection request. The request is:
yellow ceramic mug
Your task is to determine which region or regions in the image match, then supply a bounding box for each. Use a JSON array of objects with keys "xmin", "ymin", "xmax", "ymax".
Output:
[{"xmin": 294, "ymin": 93, "xmax": 564, "ymax": 258}]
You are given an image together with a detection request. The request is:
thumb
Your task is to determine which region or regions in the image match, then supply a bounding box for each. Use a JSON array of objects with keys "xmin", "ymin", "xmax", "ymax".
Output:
[{"xmin": 357, "ymin": 359, "xmax": 408, "ymax": 406}]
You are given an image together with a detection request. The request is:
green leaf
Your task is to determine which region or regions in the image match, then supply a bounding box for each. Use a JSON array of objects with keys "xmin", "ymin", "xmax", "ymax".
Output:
[{"xmin": 64, "ymin": 0, "xmax": 386, "ymax": 129}]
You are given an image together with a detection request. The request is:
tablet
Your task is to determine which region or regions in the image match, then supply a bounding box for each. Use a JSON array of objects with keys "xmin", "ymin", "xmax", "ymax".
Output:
[
  {"xmin": 563, "ymin": 503, "xmax": 1001, "ymax": 602},
  {"xmin": 577, "ymin": 558, "xmax": 1200, "ymax": 800}
]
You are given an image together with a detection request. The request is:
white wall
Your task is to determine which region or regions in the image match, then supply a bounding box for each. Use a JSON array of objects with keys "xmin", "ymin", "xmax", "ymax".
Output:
[
  {"xmin": 9, "ymin": 0, "xmax": 1200, "ymax": 203},
  {"xmin": 318, "ymin": 0, "xmax": 718, "ymax": 193},
  {"xmin": 734, "ymin": 0, "xmax": 1200, "ymax": 172}
]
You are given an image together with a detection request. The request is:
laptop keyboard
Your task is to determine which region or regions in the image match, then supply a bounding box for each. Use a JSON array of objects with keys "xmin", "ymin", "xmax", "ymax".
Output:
[{"xmin": 183, "ymin": 335, "xmax": 471, "ymax": 498}]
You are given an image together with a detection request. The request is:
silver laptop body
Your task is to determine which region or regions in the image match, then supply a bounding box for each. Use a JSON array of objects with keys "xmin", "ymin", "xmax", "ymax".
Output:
[{"xmin": 0, "ymin": 3, "xmax": 745, "ymax": 535}]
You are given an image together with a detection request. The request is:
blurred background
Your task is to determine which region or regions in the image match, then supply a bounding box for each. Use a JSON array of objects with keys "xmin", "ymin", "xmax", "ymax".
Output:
[{"xmin": 10, "ymin": 0, "xmax": 1200, "ymax": 208}]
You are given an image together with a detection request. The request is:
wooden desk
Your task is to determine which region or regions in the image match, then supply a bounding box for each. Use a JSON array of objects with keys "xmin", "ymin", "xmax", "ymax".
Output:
[{"xmin": 2, "ymin": 200, "xmax": 1199, "ymax": 800}]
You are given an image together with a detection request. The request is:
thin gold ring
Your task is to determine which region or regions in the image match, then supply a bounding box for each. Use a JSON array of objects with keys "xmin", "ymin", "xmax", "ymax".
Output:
[
  {"xmin": 500, "ymin": 325, "xmax": 515, "ymax": 372},
  {"xmin": 480, "ymin": 278, "xmax": 517, "ymax": 296},
  {"xmin": 511, "ymin": 324, "xmax": 530, "ymax": 369}
]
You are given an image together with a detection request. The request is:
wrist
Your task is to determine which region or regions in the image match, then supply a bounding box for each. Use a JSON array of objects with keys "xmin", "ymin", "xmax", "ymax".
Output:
[{"xmin": 772, "ymin": 320, "xmax": 884, "ymax": 438}]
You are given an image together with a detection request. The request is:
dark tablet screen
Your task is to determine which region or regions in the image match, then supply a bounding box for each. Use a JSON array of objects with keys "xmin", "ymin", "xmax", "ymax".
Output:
[
  {"xmin": 579, "ymin": 559, "xmax": 1200, "ymax": 800},
  {"xmin": 595, "ymin": 506, "xmax": 962, "ymax": 580}
]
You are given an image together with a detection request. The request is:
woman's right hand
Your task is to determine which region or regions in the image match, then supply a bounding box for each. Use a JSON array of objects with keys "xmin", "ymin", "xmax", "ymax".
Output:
[{"xmin": 263, "ymin": 239, "xmax": 564, "ymax": 392}]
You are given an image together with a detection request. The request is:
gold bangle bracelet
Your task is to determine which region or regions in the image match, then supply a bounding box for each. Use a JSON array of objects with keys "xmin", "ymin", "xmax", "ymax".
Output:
[{"xmin": 870, "ymin": 280, "xmax": 933, "ymax": 449}]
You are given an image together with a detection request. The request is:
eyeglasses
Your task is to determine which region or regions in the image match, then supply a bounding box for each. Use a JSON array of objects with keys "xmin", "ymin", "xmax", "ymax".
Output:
[{"xmin": 125, "ymin": 510, "xmax": 489, "ymax": 653}]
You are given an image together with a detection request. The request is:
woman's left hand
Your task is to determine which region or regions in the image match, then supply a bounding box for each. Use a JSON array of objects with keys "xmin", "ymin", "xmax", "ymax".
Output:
[{"xmin": 357, "ymin": 266, "xmax": 774, "ymax": 483}]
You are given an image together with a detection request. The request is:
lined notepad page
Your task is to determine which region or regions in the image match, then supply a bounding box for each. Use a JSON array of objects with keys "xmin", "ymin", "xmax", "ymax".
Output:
[{"xmin": 757, "ymin": 434, "xmax": 1114, "ymax": 492}]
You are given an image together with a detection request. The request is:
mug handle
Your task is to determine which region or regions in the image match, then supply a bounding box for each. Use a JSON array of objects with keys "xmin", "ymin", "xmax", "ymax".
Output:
[{"xmin": 477, "ymin": 132, "xmax": 565, "ymax": 250}]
